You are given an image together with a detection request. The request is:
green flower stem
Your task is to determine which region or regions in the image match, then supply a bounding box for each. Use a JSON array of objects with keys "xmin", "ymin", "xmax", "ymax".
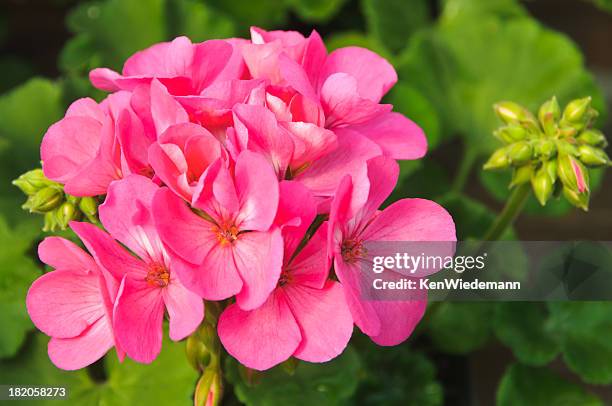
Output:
[
  {"xmin": 482, "ymin": 183, "xmax": 531, "ymax": 241},
  {"xmin": 452, "ymin": 148, "xmax": 477, "ymax": 192}
]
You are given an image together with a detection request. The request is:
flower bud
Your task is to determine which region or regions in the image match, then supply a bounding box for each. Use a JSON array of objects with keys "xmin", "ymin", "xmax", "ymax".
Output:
[
  {"xmin": 495, "ymin": 126, "xmax": 527, "ymax": 144},
  {"xmin": 531, "ymin": 165, "xmax": 554, "ymax": 206},
  {"xmin": 558, "ymin": 153, "xmax": 589, "ymax": 193},
  {"xmin": 561, "ymin": 97, "xmax": 593, "ymax": 129},
  {"xmin": 509, "ymin": 165, "xmax": 533, "ymax": 188},
  {"xmin": 56, "ymin": 202, "xmax": 78, "ymax": 229},
  {"xmin": 538, "ymin": 96, "xmax": 560, "ymax": 135},
  {"xmin": 534, "ymin": 139, "xmax": 556, "ymax": 160},
  {"xmin": 578, "ymin": 144, "xmax": 609, "ymax": 167},
  {"xmin": 508, "ymin": 141, "xmax": 533, "ymax": 166},
  {"xmin": 78, "ymin": 197, "xmax": 98, "ymax": 217},
  {"xmin": 578, "ymin": 129, "xmax": 607, "ymax": 148},
  {"xmin": 544, "ymin": 159, "xmax": 558, "ymax": 183},
  {"xmin": 23, "ymin": 186, "xmax": 63, "ymax": 213},
  {"xmin": 194, "ymin": 367, "xmax": 222, "ymax": 406},
  {"xmin": 42, "ymin": 211, "xmax": 59, "ymax": 232},
  {"xmin": 483, "ymin": 147, "xmax": 510, "ymax": 170},
  {"xmin": 494, "ymin": 101, "xmax": 536, "ymax": 126},
  {"xmin": 563, "ymin": 186, "xmax": 589, "ymax": 211},
  {"xmin": 12, "ymin": 169, "xmax": 53, "ymax": 195}
]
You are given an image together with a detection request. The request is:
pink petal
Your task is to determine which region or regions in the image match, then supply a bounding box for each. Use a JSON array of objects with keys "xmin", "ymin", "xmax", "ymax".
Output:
[
  {"xmin": 321, "ymin": 47, "xmax": 397, "ymax": 102},
  {"xmin": 294, "ymin": 130, "xmax": 379, "ymax": 201},
  {"xmin": 171, "ymin": 247, "xmax": 243, "ymax": 300},
  {"xmin": 320, "ymin": 73, "xmax": 392, "ymax": 127},
  {"xmin": 333, "ymin": 259, "xmax": 381, "ymax": 337},
  {"xmin": 70, "ymin": 221, "xmax": 145, "ymax": 281},
  {"xmin": 116, "ymin": 109, "xmax": 151, "ymax": 175},
  {"xmin": 356, "ymin": 155, "xmax": 399, "ymax": 224},
  {"xmin": 218, "ymin": 291, "xmax": 301, "ymax": 370},
  {"xmin": 367, "ymin": 299, "xmax": 426, "ymax": 346},
  {"xmin": 274, "ymin": 181, "xmax": 316, "ymax": 259},
  {"xmin": 89, "ymin": 68, "xmax": 122, "ymax": 92},
  {"xmin": 302, "ymin": 30, "xmax": 327, "ymax": 86},
  {"xmin": 38, "ymin": 236, "xmax": 97, "ymax": 271},
  {"xmin": 99, "ymin": 175, "xmax": 163, "ymax": 261},
  {"xmin": 27, "ymin": 269, "xmax": 105, "ymax": 338},
  {"xmin": 234, "ymin": 150, "xmax": 280, "ymax": 231},
  {"xmin": 123, "ymin": 37, "xmax": 194, "ymax": 78},
  {"xmin": 347, "ymin": 112, "xmax": 427, "ymax": 160},
  {"xmin": 150, "ymin": 79, "xmax": 189, "ymax": 137},
  {"xmin": 191, "ymin": 40, "xmax": 234, "ymax": 92},
  {"xmin": 163, "ymin": 279, "xmax": 204, "ymax": 341},
  {"xmin": 41, "ymin": 116, "xmax": 102, "ymax": 183},
  {"xmin": 233, "ymin": 228, "xmax": 284, "ymax": 311},
  {"xmin": 278, "ymin": 53, "xmax": 317, "ymax": 101},
  {"xmin": 191, "ymin": 159, "xmax": 239, "ymax": 221},
  {"xmin": 285, "ymin": 281, "xmax": 353, "ymax": 362},
  {"xmin": 232, "ymin": 104, "xmax": 294, "ymax": 178},
  {"xmin": 283, "ymin": 121, "xmax": 337, "ymax": 170},
  {"xmin": 287, "ymin": 226, "xmax": 328, "ymax": 289},
  {"xmin": 48, "ymin": 316, "xmax": 114, "ymax": 370},
  {"xmin": 242, "ymin": 41, "xmax": 284, "ymax": 84},
  {"xmin": 152, "ymin": 188, "xmax": 219, "ymax": 265},
  {"xmin": 361, "ymin": 198, "xmax": 457, "ymax": 243},
  {"xmin": 113, "ymin": 277, "xmax": 165, "ymax": 363},
  {"xmin": 66, "ymin": 97, "xmax": 105, "ymax": 122}
]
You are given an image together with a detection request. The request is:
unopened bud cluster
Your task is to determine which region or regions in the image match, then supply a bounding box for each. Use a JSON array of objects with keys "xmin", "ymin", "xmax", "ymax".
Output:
[
  {"xmin": 13, "ymin": 169, "xmax": 99, "ymax": 231},
  {"xmin": 484, "ymin": 97, "xmax": 609, "ymax": 211}
]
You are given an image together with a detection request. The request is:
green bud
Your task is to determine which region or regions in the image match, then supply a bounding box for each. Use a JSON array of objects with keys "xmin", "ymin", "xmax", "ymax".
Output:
[
  {"xmin": 577, "ymin": 129, "xmax": 607, "ymax": 148},
  {"xmin": 544, "ymin": 159, "xmax": 558, "ymax": 183},
  {"xmin": 561, "ymin": 97, "xmax": 594, "ymax": 129},
  {"xmin": 483, "ymin": 148, "xmax": 510, "ymax": 170},
  {"xmin": 531, "ymin": 165, "xmax": 554, "ymax": 206},
  {"xmin": 509, "ymin": 165, "xmax": 533, "ymax": 188},
  {"xmin": 78, "ymin": 197, "xmax": 98, "ymax": 217},
  {"xmin": 495, "ymin": 126, "xmax": 527, "ymax": 144},
  {"xmin": 534, "ymin": 139, "xmax": 556, "ymax": 160},
  {"xmin": 508, "ymin": 141, "xmax": 533, "ymax": 166},
  {"xmin": 538, "ymin": 96, "xmax": 560, "ymax": 135},
  {"xmin": 194, "ymin": 367, "xmax": 223, "ymax": 406},
  {"xmin": 42, "ymin": 211, "xmax": 59, "ymax": 232},
  {"xmin": 12, "ymin": 169, "xmax": 54, "ymax": 195},
  {"xmin": 563, "ymin": 186, "xmax": 589, "ymax": 212},
  {"xmin": 557, "ymin": 153, "xmax": 589, "ymax": 193},
  {"xmin": 56, "ymin": 202, "xmax": 78, "ymax": 229},
  {"xmin": 23, "ymin": 186, "xmax": 63, "ymax": 213},
  {"xmin": 578, "ymin": 144, "xmax": 609, "ymax": 167},
  {"xmin": 494, "ymin": 101, "xmax": 537, "ymax": 126}
]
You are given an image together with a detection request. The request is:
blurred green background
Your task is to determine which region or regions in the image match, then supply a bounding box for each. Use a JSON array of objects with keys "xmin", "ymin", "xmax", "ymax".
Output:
[{"xmin": 0, "ymin": 0, "xmax": 611, "ymax": 405}]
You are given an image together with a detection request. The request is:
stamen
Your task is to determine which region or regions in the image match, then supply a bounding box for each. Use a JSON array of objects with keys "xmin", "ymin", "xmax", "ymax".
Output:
[
  {"xmin": 145, "ymin": 263, "xmax": 170, "ymax": 288},
  {"xmin": 213, "ymin": 223, "xmax": 239, "ymax": 246},
  {"xmin": 341, "ymin": 239, "xmax": 367, "ymax": 263}
]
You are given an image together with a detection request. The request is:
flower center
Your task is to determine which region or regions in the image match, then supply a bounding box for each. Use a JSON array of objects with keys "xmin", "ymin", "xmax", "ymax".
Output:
[
  {"xmin": 145, "ymin": 263, "xmax": 170, "ymax": 288},
  {"xmin": 278, "ymin": 270, "xmax": 292, "ymax": 287},
  {"xmin": 341, "ymin": 239, "xmax": 367, "ymax": 263},
  {"xmin": 213, "ymin": 224, "xmax": 239, "ymax": 246}
]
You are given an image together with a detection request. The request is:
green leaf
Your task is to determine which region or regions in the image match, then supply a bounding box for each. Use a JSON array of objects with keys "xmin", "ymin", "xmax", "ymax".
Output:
[
  {"xmin": 169, "ymin": 0, "xmax": 236, "ymax": 42},
  {"xmin": 288, "ymin": 0, "xmax": 348, "ymax": 22},
  {"xmin": 426, "ymin": 302, "xmax": 493, "ymax": 354},
  {"xmin": 361, "ymin": 0, "xmax": 430, "ymax": 54},
  {"xmin": 0, "ymin": 331, "xmax": 198, "ymax": 405},
  {"xmin": 496, "ymin": 363, "xmax": 602, "ymax": 406},
  {"xmin": 353, "ymin": 339, "xmax": 442, "ymax": 406},
  {"xmin": 225, "ymin": 348, "xmax": 362, "ymax": 406},
  {"xmin": 0, "ymin": 217, "xmax": 41, "ymax": 358},
  {"xmin": 548, "ymin": 302, "xmax": 612, "ymax": 384},
  {"xmin": 204, "ymin": 0, "xmax": 288, "ymax": 31},
  {"xmin": 588, "ymin": 0, "xmax": 612, "ymax": 12},
  {"xmin": 440, "ymin": 0, "xmax": 526, "ymax": 24},
  {"xmin": 493, "ymin": 303, "xmax": 559, "ymax": 366},
  {"xmin": 0, "ymin": 57, "xmax": 35, "ymax": 93},
  {"xmin": 398, "ymin": 15, "xmax": 605, "ymax": 155}
]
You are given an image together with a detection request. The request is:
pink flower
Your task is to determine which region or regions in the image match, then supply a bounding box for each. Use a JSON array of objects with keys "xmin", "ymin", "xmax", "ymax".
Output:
[
  {"xmin": 218, "ymin": 181, "xmax": 353, "ymax": 370},
  {"xmin": 90, "ymin": 37, "xmax": 240, "ymax": 95},
  {"xmin": 26, "ymin": 236, "xmax": 123, "ymax": 370},
  {"xmin": 41, "ymin": 94, "xmax": 128, "ymax": 196},
  {"xmin": 153, "ymin": 151, "xmax": 283, "ymax": 310},
  {"xmin": 244, "ymin": 27, "xmax": 427, "ymax": 161},
  {"xmin": 70, "ymin": 175, "xmax": 203, "ymax": 363},
  {"xmin": 328, "ymin": 156, "xmax": 456, "ymax": 345}
]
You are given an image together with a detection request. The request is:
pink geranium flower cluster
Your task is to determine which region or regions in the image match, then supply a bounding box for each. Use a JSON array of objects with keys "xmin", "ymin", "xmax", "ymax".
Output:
[{"xmin": 27, "ymin": 28, "xmax": 456, "ymax": 371}]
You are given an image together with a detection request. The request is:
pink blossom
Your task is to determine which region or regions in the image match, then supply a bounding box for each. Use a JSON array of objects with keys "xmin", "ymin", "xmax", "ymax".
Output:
[
  {"xmin": 90, "ymin": 37, "xmax": 240, "ymax": 95},
  {"xmin": 153, "ymin": 151, "xmax": 283, "ymax": 310},
  {"xmin": 41, "ymin": 94, "xmax": 129, "ymax": 196},
  {"xmin": 218, "ymin": 181, "xmax": 352, "ymax": 370},
  {"xmin": 71, "ymin": 175, "xmax": 203, "ymax": 363},
  {"xmin": 328, "ymin": 156, "xmax": 456, "ymax": 345},
  {"xmin": 26, "ymin": 236, "xmax": 123, "ymax": 370}
]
